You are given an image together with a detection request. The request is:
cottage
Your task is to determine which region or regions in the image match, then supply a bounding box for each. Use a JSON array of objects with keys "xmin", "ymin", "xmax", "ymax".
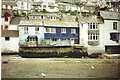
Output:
[
  {"xmin": 100, "ymin": 10, "xmax": 120, "ymax": 53},
  {"xmin": 18, "ymin": 20, "xmax": 79, "ymax": 47},
  {"xmin": 1, "ymin": 30, "xmax": 19, "ymax": 53}
]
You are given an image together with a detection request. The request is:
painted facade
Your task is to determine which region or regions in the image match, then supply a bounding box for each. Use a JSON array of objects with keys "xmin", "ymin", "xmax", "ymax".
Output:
[{"xmin": 19, "ymin": 20, "xmax": 79, "ymax": 47}]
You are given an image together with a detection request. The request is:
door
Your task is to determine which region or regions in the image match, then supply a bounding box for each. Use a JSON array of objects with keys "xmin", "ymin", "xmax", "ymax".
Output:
[
  {"xmin": 29, "ymin": 37, "xmax": 36, "ymax": 46},
  {"xmin": 70, "ymin": 38, "xmax": 74, "ymax": 45}
]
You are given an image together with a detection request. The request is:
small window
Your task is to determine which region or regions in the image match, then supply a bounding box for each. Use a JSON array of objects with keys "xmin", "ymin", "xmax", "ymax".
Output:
[
  {"xmin": 24, "ymin": 27, "xmax": 28, "ymax": 34},
  {"xmin": 5, "ymin": 37, "xmax": 10, "ymax": 41},
  {"xmin": 113, "ymin": 22, "xmax": 117, "ymax": 30},
  {"xmin": 43, "ymin": 5, "xmax": 46, "ymax": 8},
  {"xmin": 52, "ymin": 38, "xmax": 57, "ymax": 42},
  {"xmin": 35, "ymin": 27, "xmax": 39, "ymax": 33},
  {"xmin": 45, "ymin": 28, "xmax": 50, "ymax": 33},
  {"xmin": 50, "ymin": 6, "xmax": 54, "ymax": 9},
  {"xmin": 5, "ymin": 17, "xmax": 8, "ymax": 22},
  {"xmin": 61, "ymin": 28, "xmax": 66, "ymax": 33},
  {"xmin": 4, "ymin": 25, "xmax": 8, "ymax": 30},
  {"xmin": 51, "ymin": 28, "xmax": 56, "ymax": 33},
  {"xmin": 71, "ymin": 29, "xmax": 76, "ymax": 34},
  {"xmin": 32, "ymin": 16, "xmax": 36, "ymax": 19},
  {"xmin": 62, "ymin": 38, "xmax": 66, "ymax": 42}
]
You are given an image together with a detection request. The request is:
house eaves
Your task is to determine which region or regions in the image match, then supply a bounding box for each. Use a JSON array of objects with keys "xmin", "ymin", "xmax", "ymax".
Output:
[{"xmin": 19, "ymin": 20, "xmax": 44, "ymax": 26}]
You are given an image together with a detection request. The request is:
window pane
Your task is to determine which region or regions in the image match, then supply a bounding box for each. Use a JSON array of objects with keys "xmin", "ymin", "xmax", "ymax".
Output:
[
  {"xmin": 113, "ymin": 22, "xmax": 117, "ymax": 30},
  {"xmin": 51, "ymin": 28, "xmax": 56, "ymax": 33},
  {"xmin": 46, "ymin": 28, "xmax": 50, "ymax": 33},
  {"xmin": 5, "ymin": 37, "xmax": 10, "ymax": 41}
]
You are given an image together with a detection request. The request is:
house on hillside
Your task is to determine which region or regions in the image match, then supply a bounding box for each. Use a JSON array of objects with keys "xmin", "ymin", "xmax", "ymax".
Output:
[
  {"xmin": 58, "ymin": 2, "xmax": 80, "ymax": 12},
  {"xmin": 31, "ymin": 1, "xmax": 59, "ymax": 12},
  {"xmin": 2, "ymin": 1, "xmax": 18, "ymax": 10},
  {"xmin": 28, "ymin": 12, "xmax": 61, "ymax": 20},
  {"xmin": 18, "ymin": 20, "xmax": 79, "ymax": 47},
  {"xmin": 1, "ymin": 10, "xmax": 13, "ymax": 30}
]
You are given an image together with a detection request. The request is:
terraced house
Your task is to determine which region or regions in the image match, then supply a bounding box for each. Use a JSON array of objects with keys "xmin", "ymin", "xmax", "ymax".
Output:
[{"xmin": 19, "ymin": 20, "xmax": 79, "ymax": 46}]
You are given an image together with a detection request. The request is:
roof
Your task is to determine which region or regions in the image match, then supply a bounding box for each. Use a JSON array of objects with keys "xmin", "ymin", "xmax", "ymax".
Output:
[
  {"xmin": 19, "ymin": 20, "xmax": 78, "ymax": 27},
  {"xmin": 100, "ymin": 10, "xmax": 120, "ymax": 20},
  {"xmin": 31, "ymin": 2, "xmax": 43, "ymax": 6},
  {"xmin": 61, "ymin": 14, "xmax": 76, "ymax": 22},
  {"xmin": 2, "ymin": 1, "xmax": 17, "ymax": 6},
  {"xmin": 2, "ymin": 9, "xmax": 13, "ymax": 16},
  {"xmin": 10, "ymin": 17, "xmax": 25, "ymax": 25},
  {"xmin": 48, "ymin": 3, "xmax": 58, "ymax": 7},
  {"xmin": 29, "ymin": 12, "xmax": 58, "ymax": 16},
  {"xmin": 19, "ymin": 20, "xmax": 43, "ymax": 26},
  {"xmin": 78, "ymin": 15, "xmax": 103, "ymax": 24},
  {"xmin": 2, "ymin": 30, "xmax": 19, "ymax": 37},
  {"xmin": 44, "ymin": 20, "xmax": 78, "ymax": 27}
]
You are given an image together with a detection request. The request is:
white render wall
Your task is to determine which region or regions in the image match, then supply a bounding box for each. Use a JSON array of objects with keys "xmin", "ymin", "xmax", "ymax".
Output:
[
  {"xmin": 9, "ymin": 25, "xmax": 18, "ymax": 30},
  {"xmin": 81, "ymin": 23, "xmax": 105, "ymax": 54},
  {"xmin": 1, "ymin": 37, "xmax": 19, "ymax": 53},
  {"xmin": 103, "ymin": 20, "xmax": 119, "ymax": 45}
]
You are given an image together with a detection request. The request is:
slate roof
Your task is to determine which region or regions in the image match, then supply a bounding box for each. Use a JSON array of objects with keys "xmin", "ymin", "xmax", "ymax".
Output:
[
  {"xmin": 44, "ymin": 20, "xmax": 78, "ymax": 27},
  {"xmin": 61, "ymin": 14, "xmax": 76, "ymax": 22},
  {"xmin": 31, "ymin": 2, "xmax": 43, "ymax": 6},
  {"xmin": 29, "ymin": 12, "xmax": 58, "ymax": 16},
  {"xmin": 100, "ymin": 10, "xmax": 120, "ymax": 20},
  {"xmin": 2, "ymin": 1, "xmax": 17, "ymax": 6},
  {"xmin": 19, "ymin": 20, "xmax": 43, "ymax": 26},
  {"xmin": 10, "ymin": 17, "xmax": 25, "ymax": 25},
  {"xmin": 19, "ymin": 20, "xmax": 78, "ymax": 27},
  {"xmin": 78, "ymin": 15, "xmax": 103, "ymax": 24},
  {"xmin": 2, "ymin": 30, "xmax": 19, "ymax": 37}
]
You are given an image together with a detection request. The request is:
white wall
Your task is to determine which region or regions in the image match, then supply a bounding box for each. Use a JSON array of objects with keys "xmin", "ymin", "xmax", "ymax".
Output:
[
  {"xmin": 103, "ymin": 20, "xmax": 119, "ymax": 45},
  {"xmin": 1, "ymin": 37, "xmax": 19, "ymax": 53},
  {"xmin": 9, "ymin": 25, "xmax": 18, "ymax": 30},
  {"xmin": 81, "ymin": 23, "xmax": 105, "ymax": 54}
]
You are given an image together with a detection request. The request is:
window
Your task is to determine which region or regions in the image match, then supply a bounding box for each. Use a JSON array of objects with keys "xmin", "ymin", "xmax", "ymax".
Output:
[
  {"xmin": 5, "ymin": 17, "xmax": 8, "ymax": 22},
  {"xmin": 62, "ymin": 38, "xmax": 66, "ymax": 42},
  {"xmin": 43, "ymin": 5, "xmax": 46, "ymax": 8},
  {"xmin": 40, "ymin": 16, "xmax": 44, "ymax": 19},
  {"xmin": 32, "ymin": 16, "xmax": 36, "ymax": 19},
  {"xmin": 61, "ymin": 28, "xmax": 66, "ymax": 33},
  {"xmin": 50, "ymin": 6, "xmax": 54, "ymax": 9},
  {"xmin": 50, "ymin": 16, "xmax": 56, "ymax": 20},
  {"xmin": 4, "ymin": 25, "xmax": 8, "ymax": 30},
  {"xmin": 71, "ymin": 29, "xmax": 76, "ymax": 34},
  {"xmin": 24, "ymin": 27, "xmax": 28, "ymax": 34},
  {"xmin": 88, "ymin": 33, "xmax": 99, "ymax": 41},
  {"xmin": 52, "ymin": 38, "xmax": 57, "ymax": 42},
  {"xmin": 51, "ymin": 28, "xmax": 56, "ymax": 33},
  {"xmin": 110, "ymin": 33, "xmax": 119, "ymax": 41},
  {"xmin": 5, "ymin": 37, "xmax": 10, "ymax": 41},
  {"xmin": 21, "ymin": 2, "xmax": 24, "ymax": 5},
  {"xmin": 88, "ymin": 23, "xmax": 98, "ymax": 29},
  {"xmin": 113, "ymin": 22, "xmax": 117, "ymax": 30},
  {"xmin": 45, "ymin": 28, "xmax": 50, "ymax": 33},
  {"xmin": 35, "ymin": 27, "xmax": 39, "ymax": 33},
  {"xmin": 1, "ymin": 25, "xmax": 3, "ymax": 30}
]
